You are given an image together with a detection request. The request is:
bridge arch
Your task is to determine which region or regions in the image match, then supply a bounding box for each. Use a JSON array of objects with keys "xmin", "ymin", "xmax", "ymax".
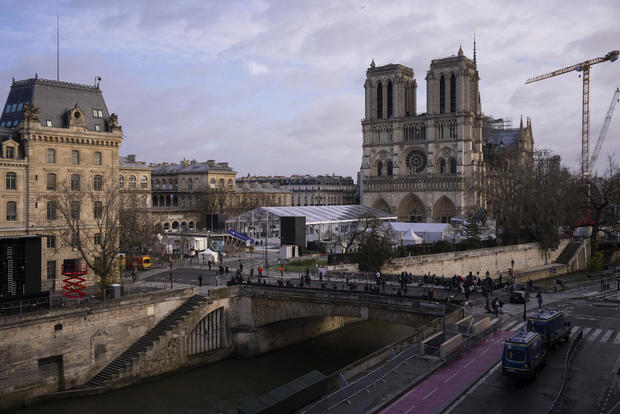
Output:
[{"xmin": 188, "ymin": 307, "xmax": 224, "ymax": 356}]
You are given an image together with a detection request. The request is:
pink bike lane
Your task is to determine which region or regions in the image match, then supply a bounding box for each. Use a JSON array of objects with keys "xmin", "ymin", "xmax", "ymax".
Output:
[{"xmin": 381, "ymin": 329, "xmax": 514, "ymax": 414}]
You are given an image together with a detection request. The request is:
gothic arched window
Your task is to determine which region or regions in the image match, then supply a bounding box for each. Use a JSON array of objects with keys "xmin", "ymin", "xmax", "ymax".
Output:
[
  {"xmin": 450, "ymin": 158, "xmax": 457, "ymax": 174},
  {"xmin": 439, "ymin": 75, "xmax": 446, "ymax": 113},
  {"xmin": 450, "ymin": 74, "xmax": 456, "ymax": 112},
  {"xmin": 387, "ymin": 161, "xmax": 393, "ymax": 176},
  {"xmin": 440, "ymin": 158, "xmax": 446, "ymax": 174},
  {"xmin": 376, "ymin": 82, "xmax": 383, "ymax": 119},
  {"xmin": 387, "ymin": 81, "xmax": 393, "ymax": 118},
  {"xmin": 377, "ymin": 160, "xmax": 383, "ymax": 177}
]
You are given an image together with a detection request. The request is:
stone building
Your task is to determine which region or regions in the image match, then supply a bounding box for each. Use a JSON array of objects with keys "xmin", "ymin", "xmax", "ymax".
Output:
[
  {"xmin": 236, "ymin": 174, "xmax": 356, "ymax": 206},
  {"xmin": 119, "ymin": 154, "xmax": 152, "ymax": 209},
  {"xmin": 0, "ymin": 77, "xmax": 122, "ymax": 296},
  {"xmin": 151, "ymin": 160, "xmax": 293, "ymax": 232},
  {"xmin": 359, "ymin": 48, "xmax": 533, "ymax": 222}
]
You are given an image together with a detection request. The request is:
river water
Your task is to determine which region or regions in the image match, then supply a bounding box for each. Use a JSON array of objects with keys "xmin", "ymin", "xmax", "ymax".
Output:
[{"xmin": 12, "ymin": 320, "xmax": 414, "ymax": 414}]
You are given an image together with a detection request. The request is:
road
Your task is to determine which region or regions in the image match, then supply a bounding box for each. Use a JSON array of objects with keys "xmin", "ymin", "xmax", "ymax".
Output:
[{"xmin": 447, "ymin": 295, "xmax": 620, "ymax": 414}]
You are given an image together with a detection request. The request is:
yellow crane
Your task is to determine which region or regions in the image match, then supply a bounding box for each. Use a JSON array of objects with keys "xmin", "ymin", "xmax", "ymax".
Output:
[{"xmin": 525, "ymin": 50, "xmax": 619, "ymax": 177}]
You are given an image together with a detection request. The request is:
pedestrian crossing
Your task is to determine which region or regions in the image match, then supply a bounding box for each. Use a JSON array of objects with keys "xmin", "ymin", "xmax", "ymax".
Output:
[{"xmin": 502, "ymin": 319, "xmax": 620, "ymax": 346}]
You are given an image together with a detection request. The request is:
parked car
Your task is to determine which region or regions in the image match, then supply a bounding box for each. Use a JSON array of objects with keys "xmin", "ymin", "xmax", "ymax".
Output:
[
  {"xmin": 510, "ymin": 290, "xmax": 529, "ymax": 304},
  {"xmin": 502, "ymin": 329, "xmax": 547, "ymax": 379}
]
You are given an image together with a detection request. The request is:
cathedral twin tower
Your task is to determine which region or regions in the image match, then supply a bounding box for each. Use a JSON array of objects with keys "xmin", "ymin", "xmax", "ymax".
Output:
[{"xmin": 360, "ymin": 46, "xmax": 487, "ymax": 223}]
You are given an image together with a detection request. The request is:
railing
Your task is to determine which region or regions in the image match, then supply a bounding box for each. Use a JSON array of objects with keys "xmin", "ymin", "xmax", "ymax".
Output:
[{"xmin": 548, "ymin": 330, "xmax": 584, "ymax": 413}]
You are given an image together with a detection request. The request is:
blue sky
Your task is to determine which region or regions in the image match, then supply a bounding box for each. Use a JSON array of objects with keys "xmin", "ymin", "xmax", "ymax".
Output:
[{"xmin": 0, "ymin": 0, "xmax": 619, "ymax": 177}]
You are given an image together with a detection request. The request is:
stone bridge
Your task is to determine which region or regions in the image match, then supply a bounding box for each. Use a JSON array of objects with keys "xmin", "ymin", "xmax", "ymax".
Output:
[{"xmin": 211, "ymin": 284, "xmax": 448, "ymax": 356}]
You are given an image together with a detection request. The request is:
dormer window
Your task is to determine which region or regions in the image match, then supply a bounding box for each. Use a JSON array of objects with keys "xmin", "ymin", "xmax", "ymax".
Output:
[
  {"xmin": 46, "ymin": 120, "xmax": 53, "ymax": 127},
  {"xmin": 92, "ymin": 109, "xmax": 103, "ymax": 118},
  {"xmin": 4, "ymin": 105, "xmax": 9, "ymax": 113},
  {"xmin": 10, "ymin": 104, "xmax": 17, "ymax": 112},
  {"xmin": 5, "ymin": 146, "xmax": 14, "ymax": 159},
  {"xmin": 95, "ymin": 125, "xmax": 100, "ymax": 131},
  {"xmin": 17, "ymin": 103, "xmax": 23, "ymax": 111}
]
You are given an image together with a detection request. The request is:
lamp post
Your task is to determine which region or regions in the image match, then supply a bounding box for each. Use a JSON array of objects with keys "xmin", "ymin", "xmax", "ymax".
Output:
[
  {"xmin": 523, "ymin": 298, "xmax": 527, "ymax": 321},
  {"xmin": 510, "ymin": 259, "xmax": 515, "ymax": 293}
]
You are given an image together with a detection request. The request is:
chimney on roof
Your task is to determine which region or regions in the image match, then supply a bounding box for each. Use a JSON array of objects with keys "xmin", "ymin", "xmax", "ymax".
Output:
[
  {"xmin": 162, "ymin": 162, "xmax": 169, "ymax": 167},
  {"xmin": 181, "ymin": 159, "xmax": 190, "ymax": 167},
  {"xmin": 222, "ymin": 162, "xmax": 229, "ymax": 168},
  {"xmin": 190, "ymin": 159, "xmax": 197, "ymax": 165},
  {"xmin": 149, "ymin": 163, "xmax": 157, "ymax": 167},
  {"xmin": 127, "ymin": 154, "xmax": 136, "ymax": 162},
  {"xmin": 207, "ymin": 160, "xmax": 215, "ymax": 167}
]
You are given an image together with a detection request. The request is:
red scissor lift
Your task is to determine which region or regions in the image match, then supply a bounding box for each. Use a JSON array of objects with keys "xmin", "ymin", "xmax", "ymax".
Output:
[{"xmin": 62, "ymin": 262, "xmax": 88, "ymax": 298}]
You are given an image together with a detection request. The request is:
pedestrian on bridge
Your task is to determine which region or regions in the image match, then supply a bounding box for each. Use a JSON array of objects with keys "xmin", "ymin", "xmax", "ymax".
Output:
[
  {"xmin": 198, "ymin": 274, "xmax": 203, "ymax": 287},
  {"xmin": 536, "ymin": 291, "xmax": 543, "ymax": 309}
]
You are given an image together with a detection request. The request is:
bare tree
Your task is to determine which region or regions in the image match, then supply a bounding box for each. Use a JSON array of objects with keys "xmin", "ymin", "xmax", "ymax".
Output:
[
  {"xmin": 42, "ymin": 172, "xmax": 121, "ymax": 290},
  {"xmin": 119, "ymin": 193, "xmax": 158, "ymax": 257},
  {"xmin": 332, "ymin": 214, "xmax": 384, "ymax": 254}
]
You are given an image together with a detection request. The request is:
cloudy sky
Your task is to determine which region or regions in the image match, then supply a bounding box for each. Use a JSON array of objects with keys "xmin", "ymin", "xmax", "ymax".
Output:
[{"xmin": 1, "ymin": 0, "xmax": 619, "ymax": 178}]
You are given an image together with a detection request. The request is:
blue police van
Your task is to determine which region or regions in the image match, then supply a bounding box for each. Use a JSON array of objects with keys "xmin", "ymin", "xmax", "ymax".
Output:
[
  {"xmin": 502, "ymin": 329, "xmax": 547, "ymax": 379},
  {"xmin": 527, "ymin": 309, "xmax": 570, "ymax": 348}
]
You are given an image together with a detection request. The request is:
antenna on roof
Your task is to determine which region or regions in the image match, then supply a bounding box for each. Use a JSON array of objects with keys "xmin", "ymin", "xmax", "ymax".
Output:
[{"xmin": 56, "ymin": 5, "xmax": 60, "ymax": 81}]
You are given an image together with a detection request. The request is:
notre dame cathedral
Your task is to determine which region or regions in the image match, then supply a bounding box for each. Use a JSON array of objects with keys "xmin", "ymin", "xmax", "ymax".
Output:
[{"xmin": 359, "ymin": 46, "xmax": 534, "ymax": 223}]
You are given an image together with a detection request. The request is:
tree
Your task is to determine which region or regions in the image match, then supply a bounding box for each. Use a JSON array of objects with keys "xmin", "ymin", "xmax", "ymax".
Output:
[
  {"xmin": 42, "ymin": 172, "xmax": 121, "ymax": 290},
  {"xmin": 119, "ymin": 193, "xmax": 158, "ymax": 257},
  {"xmin": 332, "ymin": 214, "xmax": 383, "ymax": 254},
  {"xmin": 357, "ymin": 227, "xmax": 394, "ymax": 272}
]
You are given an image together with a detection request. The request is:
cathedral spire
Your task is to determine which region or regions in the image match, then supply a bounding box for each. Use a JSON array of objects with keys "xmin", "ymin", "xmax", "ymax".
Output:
[
  {"xmin": 473, "ymin": 31, "xmax": 477, "ymax": 68},
  {"xmin": 458, "ymin": 45, "xmax": 464, "ymax": 57}
]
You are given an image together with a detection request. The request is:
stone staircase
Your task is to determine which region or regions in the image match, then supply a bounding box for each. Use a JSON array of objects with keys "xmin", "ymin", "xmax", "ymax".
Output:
[
  {"xmin": 85, "ymin": 294, "xmax": 207, "ymax": 388},
  {"xmin": 555, "ymin": 241, "xmax": 583, "ymax": 265}
]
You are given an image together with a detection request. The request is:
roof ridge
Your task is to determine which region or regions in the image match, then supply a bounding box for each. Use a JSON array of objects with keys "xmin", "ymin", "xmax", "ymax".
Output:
[{"xmin": 12, "ymin": 77, "xmax": 100, "ymax": 92}]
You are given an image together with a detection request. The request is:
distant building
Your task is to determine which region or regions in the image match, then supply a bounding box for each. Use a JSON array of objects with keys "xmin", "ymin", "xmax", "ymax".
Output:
[
  {"xmin": 119, "ymin": 154, "xmax": 152, "ymax": 209},
  {"xmin": 0, "ymin": 76, "xmax": 122, "ymax": 296},
  {"xmin": 237, "ymin": 174, "xmax": 356, "ymax": 206}
]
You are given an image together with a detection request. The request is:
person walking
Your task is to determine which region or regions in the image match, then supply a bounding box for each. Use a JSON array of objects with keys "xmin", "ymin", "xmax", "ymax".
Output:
[
  {"xmin": 208, "ymin": 260, "xmax": 212, "ymax": 271},
  {"xmin": 536, "ymin": 291, "xmax": 543, "ymax": 309},
  {"xmin": 198, "ymin": 273, "xmax": 203, "ymax": 287},
  {"xmin": 258, "ymin": 266, "xmax": 263, "ymax": 277},
  {"xmin": 499, "ymin": 298, "xmax": 504, "ymax": 315},
  {"xmin": 169, "ymin": 269, "xmax": 173, "ymax": 289}
]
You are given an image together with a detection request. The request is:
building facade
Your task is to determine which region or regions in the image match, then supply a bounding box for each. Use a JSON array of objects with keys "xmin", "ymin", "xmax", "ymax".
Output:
[
  {"xmin": 360, "ymin": 48, "xmax": 533, "ymax": 223},
  {"xmin": 237, "ymin": 174, "xmax": 356, "ymax": 207},
  {"xmin": 0, "ymin": 77, "xmax": 122, "ymax": 296},
  {"xmin": 119, "ymin": 154, "xmax": 152, "ymax": 209}
]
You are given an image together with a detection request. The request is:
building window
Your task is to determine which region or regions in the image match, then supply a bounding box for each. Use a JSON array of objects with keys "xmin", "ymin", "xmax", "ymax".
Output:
[
  {"xmin": 47, "ymin": 236, "xmax": 56, "ymax": 249},
  {"xmin": 6, "ymin": 201, "xmax": 16, "ymax": 221},
  {"xmin": 93, "ymin": 175, "xmax": 103, "ymax": 191},
  {"xmin": 376, "ymin": 82, "xmax": 383, "ymax": 119},
  {"xmin": 94, "ymin": 233, "xmax": 102, "ymax": 245},
  {"xmin": 47, "ymin": 201, "xmax": 57, "ymax": 220},
  {"xmin": 6, "ymin": 172, "xmax": 16, "ymax": 190},
  {"xmin": 70, "ymin": 201, "xmax": 80, "ymax": 220},
  {"xmin": 47, "ymin": 148, "xmax": 56, "ymax": 163},
  {"xmin": 71, "ymin": 174, "xmax": 81, "ymax": 191},
  {"xmin": 95, "ymin": 125, "xmax": 100, "ymax": 131},
  {"xmin": 129, "ymin": 175, "xmax": 136, "ymax": 188},
  {"xmin": 11, "ymin": 104, "xmax": 17, "ymax": 112},
  {"xmin": 387, "ymin": 81, "xmax": 393, "ymax": 118},
  {"xmin": 47, "ymin": 173, "xmax": 56, "ymax": 190},
  {"xmin": 227, "ymin": 179, "xmax": 233, "ymax": 188},
  {"xmin": 387, "ymin": 161, "xmax": 393, "ymax": 176},
  {"xmin": 46, "ymin": 120, "xmax": 53, "ymax": 127},
  {"xmin": 94, "ymin": 151, "xmax": 102, "ymax": 165},
  {"xmin": 93, "ymin": 201, "xmax": 103, "ymax": 219},
  {"xmin": 450, "ymin": 74, "xmax": 456, "ymax": 112},
  {"xmin": 187, "ymin": 178, "xmax": 193, "ymax": 191},
  {"xmin": 377, "ymin": 161, "xmax": 383, "ymax": 177},
  {"xmin": 5, "ymin": 146, "xmax": 15, "ymax": 159},
  {"xmin": 72, "ymin": 150, "xmax": 79, "ymax": 165},
  {"xmin": 440, "ymin": 75, "xmax": 446, "ymax": 113},
  {"xmin": 92, "ymin": 109, "xmax": 103, "ymax": 118},
  {"xmin": 140, "ymin": 176, "xmax": 148, "ymax": 189},
  {"xmin": 4, "ymin": 105, "xmax": 9, "ymax": 113},
  {"xmin": 210, "ymin": 178, "xmax": 216, "ymax": 188},
  {"xmin": 219, "ymin": 178, "xmax": 224, "ymax": 187},
  {"xmin": 440, "ymin": 158, "xmax": 446, "ymax": 174},
  {"xmin": 119, "ymin": 175, "xmax": 125, "ymax": 188},
  {"xmin": 450, "ymin": 158, "xmax": 457, "ymax": 174},
  {"xmin": 47, "ymin": 261, "xmax": 57, "ymax": 290}
]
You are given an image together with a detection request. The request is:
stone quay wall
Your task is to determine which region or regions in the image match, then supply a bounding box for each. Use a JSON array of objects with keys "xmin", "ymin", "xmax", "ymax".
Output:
[
  {"xmin": 384, "ymin": 239, "xmax": 570, "ymax": 277},
  {"xmin": 0, "ymin": 288, "xmax": 197, "ymax": 410}
]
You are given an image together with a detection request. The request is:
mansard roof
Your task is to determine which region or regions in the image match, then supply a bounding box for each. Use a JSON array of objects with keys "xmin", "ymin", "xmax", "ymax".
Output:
[
  {"xmin": 0, "ymin": 77, "xmax": 111, "ymax": 131},
  {"xmin": 151, "ymin": 160, "xmax": 236, "ymax": 175}
]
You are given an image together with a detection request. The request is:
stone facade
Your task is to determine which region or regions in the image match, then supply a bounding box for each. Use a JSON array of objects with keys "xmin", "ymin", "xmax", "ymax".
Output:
[
  {"xmin": 237, "ymin": 174, "xmax": 356, "ymax": 207},
  {"xmin": 359, "ymin": 49, "xmax": 533, "ymax": 223},
  {"xmin": 0, "ymin": 77, "xmax": 123, "ymax": 295},
  {"xmin": 119, "ymin": 154, "xmax": 152, "ymax": 210}
]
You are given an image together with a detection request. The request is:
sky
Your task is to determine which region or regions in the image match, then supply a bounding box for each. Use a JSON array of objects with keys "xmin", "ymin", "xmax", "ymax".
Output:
[{"xmin": 0, "ymin": 0, "xmax": 619, "ymax": 178}]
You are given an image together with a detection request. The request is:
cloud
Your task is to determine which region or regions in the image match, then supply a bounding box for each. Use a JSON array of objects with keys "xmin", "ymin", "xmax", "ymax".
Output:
[{"xmin": 247, "ymin": 61, "xmax": 269, "ymax": 75}]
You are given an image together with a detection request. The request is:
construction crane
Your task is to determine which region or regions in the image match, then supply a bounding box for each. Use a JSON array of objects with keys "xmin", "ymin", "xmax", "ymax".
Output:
[
  {"xmin": 525, "ymin": 50, "xmax": 619, "ymax": 177},
  {"xmin": 589, "ymin": 87, "xmax": 620, "ymax": 174}
]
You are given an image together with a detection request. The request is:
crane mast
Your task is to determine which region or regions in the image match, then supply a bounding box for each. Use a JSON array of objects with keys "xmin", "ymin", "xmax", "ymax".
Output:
[
  {"xmin": 525, "ymin": 50, "xmax": 619, "ymax": 177},
  {"xmin": 590, "ymin": 87, "xmax": 620, "ymax": 173}
]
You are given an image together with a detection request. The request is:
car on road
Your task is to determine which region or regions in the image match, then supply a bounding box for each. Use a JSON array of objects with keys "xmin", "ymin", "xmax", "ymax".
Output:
[
  {"xmin": 502, "ymin": 329, "xmax": 547, "ymax": 379},
  {"xmin": 509, "ymin": 290, "xmax": 529, "ymax": 304},
  {"xmin": 527, "ymin": 309, "xmax": 570, "ymax": 348}
]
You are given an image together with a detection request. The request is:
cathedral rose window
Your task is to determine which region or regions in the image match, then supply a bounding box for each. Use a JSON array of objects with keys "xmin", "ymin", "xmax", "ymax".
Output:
[{"xmin": 406, "ymin": 151, "xmax": 427, "ymax": 173}]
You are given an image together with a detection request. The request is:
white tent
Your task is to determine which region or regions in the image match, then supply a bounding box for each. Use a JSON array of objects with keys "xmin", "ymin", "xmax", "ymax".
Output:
[
  {"xmin": 387, "ymin": 222, "xmax": 454, "ymax": 243},
  {"xmin": 387, "ymin": 223, "xmax": 424, "ymax": 245},
  {"xmin": 197, "ymin": 249, "xmax": 219, "ymax": 264}
]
